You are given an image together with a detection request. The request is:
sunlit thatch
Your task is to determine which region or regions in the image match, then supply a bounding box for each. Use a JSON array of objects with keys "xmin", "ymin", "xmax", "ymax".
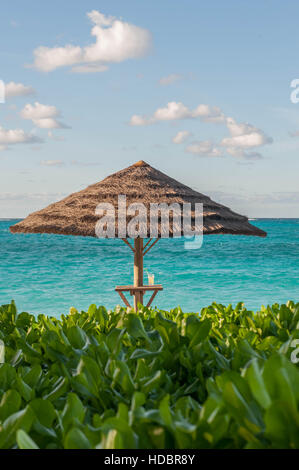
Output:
[{"xmin": 10, "ymin": 160, "xmax": 266, "ymax": 238}]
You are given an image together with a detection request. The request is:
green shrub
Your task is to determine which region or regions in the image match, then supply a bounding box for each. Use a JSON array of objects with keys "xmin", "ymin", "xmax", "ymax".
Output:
[{"xmin": 0, "ymin": 300, "xmax": 298, "ymax": 449}]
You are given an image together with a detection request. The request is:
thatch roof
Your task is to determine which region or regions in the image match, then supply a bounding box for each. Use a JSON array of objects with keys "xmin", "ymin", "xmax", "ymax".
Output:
[{"xmin": 10, "ymin": 160, "xmax": 266, "ymax": 238}]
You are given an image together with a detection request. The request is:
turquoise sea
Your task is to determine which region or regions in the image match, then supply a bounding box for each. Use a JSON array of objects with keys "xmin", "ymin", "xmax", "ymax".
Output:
[{"xmin": 0, "ymin": 219, "xmax": 298, "ymax": 316}]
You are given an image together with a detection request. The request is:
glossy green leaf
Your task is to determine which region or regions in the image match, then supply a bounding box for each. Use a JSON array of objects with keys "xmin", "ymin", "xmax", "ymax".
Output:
[{"xmin": 16, "ymin": 429, "xmax": 39, "ymax": 449}]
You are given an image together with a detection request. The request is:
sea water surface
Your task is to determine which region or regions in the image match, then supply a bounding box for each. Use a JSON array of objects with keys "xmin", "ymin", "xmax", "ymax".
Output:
[{"xmin": 0, "ymin": 219, "xmax": 298, "ymax": 316}]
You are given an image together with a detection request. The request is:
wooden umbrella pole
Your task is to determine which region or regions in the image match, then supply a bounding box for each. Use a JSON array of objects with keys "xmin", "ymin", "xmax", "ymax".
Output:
[{"xmin": 134, "ymin": 238, "xmax": 143, "ymax": 310}]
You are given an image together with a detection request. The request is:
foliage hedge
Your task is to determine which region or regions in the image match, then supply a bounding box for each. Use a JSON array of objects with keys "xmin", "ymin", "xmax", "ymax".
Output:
[{"xmin": 0, "ymin": 300, "xmax": 299, "ymax": 449}]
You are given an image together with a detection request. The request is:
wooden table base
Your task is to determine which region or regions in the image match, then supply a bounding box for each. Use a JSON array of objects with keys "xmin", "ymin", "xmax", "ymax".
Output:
[{"xmin": 115, "ymin": 285, "xmax": 163, "ymax": 309}]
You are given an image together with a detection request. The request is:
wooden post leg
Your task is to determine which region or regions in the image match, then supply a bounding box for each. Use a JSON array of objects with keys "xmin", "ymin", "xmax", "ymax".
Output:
[
  {"xmin": 134, "ymin": 238, "xmax": 143, "ymax": 310},
  {"xmin": 117, "ymin": 291, "xmax": 131, "ymax": 309},
  {"xmin": 146, "ymin": 289, "xmax": 159, "ymax": 308}
]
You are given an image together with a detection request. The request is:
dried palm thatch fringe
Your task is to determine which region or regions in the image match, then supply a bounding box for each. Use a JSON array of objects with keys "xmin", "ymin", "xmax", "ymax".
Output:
[{"xmin": 10, "ymin": 160, "xmax": 266, "ymax": 238}]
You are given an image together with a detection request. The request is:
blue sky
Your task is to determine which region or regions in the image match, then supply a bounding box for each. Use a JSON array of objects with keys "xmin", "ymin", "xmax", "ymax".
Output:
[{"xmin": 1, "ymin": 0, "xmax": 299, "ymax": 218}]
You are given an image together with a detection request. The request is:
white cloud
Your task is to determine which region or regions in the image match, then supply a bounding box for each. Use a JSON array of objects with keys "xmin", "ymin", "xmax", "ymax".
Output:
[
  {"xmin": 153, "ymin": 102, "xmax": 190, "ymax": 122},
  {"xmin": 5, "ymin": 81, "xmax": 35, "ymax": 99},
  {"xmin": 0, "ymin": 126, "xmax": 42, "ymax": 150},
  {"xmin": 130, "ymin": 101, "xmax": 225, "ymax": 125},
  {"xmin": 192, "ymin": 104, "xmax": 225, "ymax": 122},
  {"xmin": 172, "ymin": 130, "xmax": 192, "ymax": 144},
  {"xmin": 31, "ymin": 10, "xmax": 152, "ymax": 73},
  {"xmin": 221, "ymin": 117, "xmax": 272, "ymax": 159},
  {"xmin": 129, "ymin": 114, "xmax": 149, "ymax": 126},
  {"xmin": 222, "ymin": 132, "xmax": 267, "ymax": 148},
  {"xmin": 130, "ymin": 100, "xmax": 272, "ymax": 161},
  {"xmin": 225, "ymin": 147, "xmax": 263, "ymax": 160},
  {"xmin": 20, "ymin": 102, "xmax": 59, "ymax": 120},
  {"xmin": 34, "ymin": 118, "xmax": 65, "ymax": 129},
  {"xmin": 20, "ymin": 102, "xmax": 70, "ymax": 129},
  {"xmin": 40, "ymin": 160, "xmax": 64, "ymax": 167},
  {"xmin": 158, "ymin": 74, "xmax": 182, "ymax": 86},
  {"xmin": 185, "ymin": 140, "xmax": 222, "ymax": 157}
]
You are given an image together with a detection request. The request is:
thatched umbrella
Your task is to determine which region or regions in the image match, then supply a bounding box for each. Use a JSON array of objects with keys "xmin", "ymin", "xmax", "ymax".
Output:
[{"xmin": 10, "ymin": 160, "xmax": 266, "ymax": 309}]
